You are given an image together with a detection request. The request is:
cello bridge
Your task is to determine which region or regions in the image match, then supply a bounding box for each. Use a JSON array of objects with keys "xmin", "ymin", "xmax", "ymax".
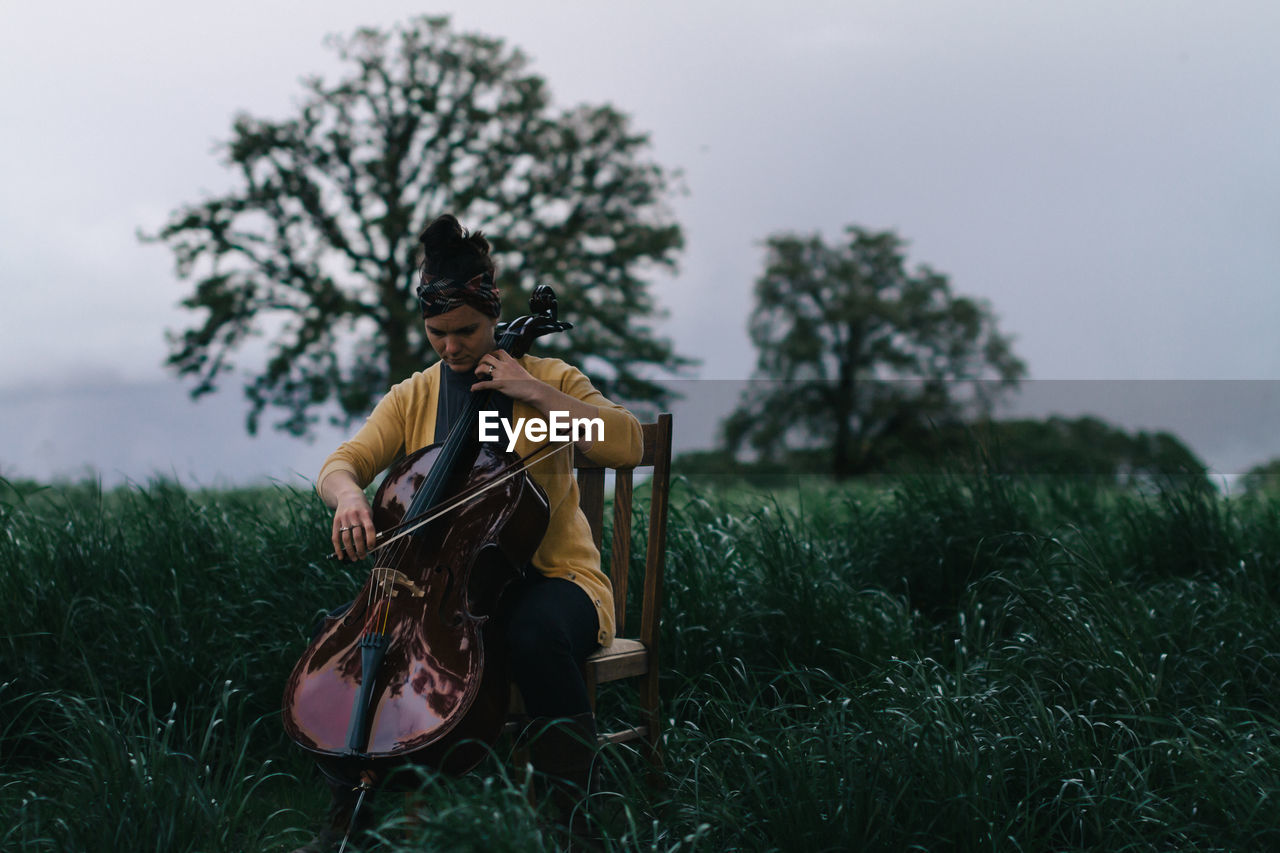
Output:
[{"xmin": 374, "ymin": 568, "xmax": 427, "ymax": 599}]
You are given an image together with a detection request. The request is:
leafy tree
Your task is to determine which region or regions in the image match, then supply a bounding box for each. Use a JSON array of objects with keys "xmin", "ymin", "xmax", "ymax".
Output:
[
  {"xmin": 724, "ymin": 227, "xmax": 1026, "ymax": 478},
  {"xmin": 145, "ymin": 16, "xmax": 685, "ymax": 435},
  {"xmin": 1240, "ymin": 457, "xmax": 1280, "ymax": 498}
]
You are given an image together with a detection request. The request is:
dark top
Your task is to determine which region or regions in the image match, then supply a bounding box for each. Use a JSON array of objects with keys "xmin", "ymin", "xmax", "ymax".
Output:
[{"xmin": 433, "ymin": 362, "xmax": 513, "ymax": 447}]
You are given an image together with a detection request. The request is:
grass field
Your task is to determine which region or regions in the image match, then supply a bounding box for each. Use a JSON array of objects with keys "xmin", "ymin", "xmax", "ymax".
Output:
[{"xmin": 3, "ymin": 468, "xmax": 1280, "ymax": 851}]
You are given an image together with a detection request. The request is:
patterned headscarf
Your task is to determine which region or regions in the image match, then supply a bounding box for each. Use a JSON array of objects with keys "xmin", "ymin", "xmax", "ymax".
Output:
[{"xmin": 416, "ymin": 271, "xmax": 501, "ymax": 318}]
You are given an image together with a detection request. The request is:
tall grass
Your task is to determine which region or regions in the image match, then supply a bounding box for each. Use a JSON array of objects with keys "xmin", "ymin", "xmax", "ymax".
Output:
[{"xmin": 4, "ymin": 469, "xmax": 1280, "ymax": 851}]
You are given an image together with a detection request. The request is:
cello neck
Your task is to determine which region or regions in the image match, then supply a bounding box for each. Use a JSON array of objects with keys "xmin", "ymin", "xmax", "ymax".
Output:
[{"xmin": 401, "ymin": 327, "xmax": 523, "ymax": 523}]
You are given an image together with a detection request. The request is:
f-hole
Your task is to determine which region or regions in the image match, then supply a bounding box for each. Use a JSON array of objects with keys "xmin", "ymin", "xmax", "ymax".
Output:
[{"xmin": 434, "ymin": 565, "xmax": 461, "ymax": 627}]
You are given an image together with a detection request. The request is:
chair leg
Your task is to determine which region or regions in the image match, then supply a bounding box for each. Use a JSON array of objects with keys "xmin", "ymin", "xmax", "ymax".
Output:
[
  {"xmin": 638, "ymin": 672, "xmax": 663, "ymax": 782},
  {"xmin": 584, "ymin": 665, "xmax": 598, "ymax": 715}
]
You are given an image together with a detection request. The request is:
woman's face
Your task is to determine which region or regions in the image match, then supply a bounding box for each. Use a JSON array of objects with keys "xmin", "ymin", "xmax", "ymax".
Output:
[{"xmin": 425, "ymin": 304, "xmax": 498, "ymax": 372}]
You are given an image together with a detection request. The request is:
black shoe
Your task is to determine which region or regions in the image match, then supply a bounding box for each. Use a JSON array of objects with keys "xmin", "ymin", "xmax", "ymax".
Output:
[{"xmin": 524, "ymin": 713, "xmax": 601, "ymax": 850}]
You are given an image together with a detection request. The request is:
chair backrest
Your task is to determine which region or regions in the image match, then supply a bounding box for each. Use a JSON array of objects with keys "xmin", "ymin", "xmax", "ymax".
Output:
[{"xmin": 573, "ymin": 413, "xmax": 672, "ymax": 647}]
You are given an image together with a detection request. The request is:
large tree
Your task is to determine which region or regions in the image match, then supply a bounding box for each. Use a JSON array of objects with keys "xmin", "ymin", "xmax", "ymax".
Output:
[
  {"xmin": 724, "ymin": 227, "xmax": 1026, "ymax": 478},
  {"xmin": 146, "ymin": 16, "xmax": 686, "ymax": 435}
]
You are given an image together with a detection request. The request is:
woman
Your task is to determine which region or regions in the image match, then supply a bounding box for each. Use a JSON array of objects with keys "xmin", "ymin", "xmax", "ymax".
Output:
[{"xmin": 292, "ymin": 214, "xmax": 641, "ymax": 852}]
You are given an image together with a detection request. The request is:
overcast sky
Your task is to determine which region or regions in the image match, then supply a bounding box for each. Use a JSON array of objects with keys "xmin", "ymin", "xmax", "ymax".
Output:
[{"xmin": 2, "ymin": 1, "xmax": 1278, "ymax": 485}]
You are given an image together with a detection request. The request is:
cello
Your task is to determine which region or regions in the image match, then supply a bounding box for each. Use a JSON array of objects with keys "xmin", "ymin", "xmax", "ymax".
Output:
[{"xmin": 282, "ymin": 286, "xmax": 572, "ymax": 789}]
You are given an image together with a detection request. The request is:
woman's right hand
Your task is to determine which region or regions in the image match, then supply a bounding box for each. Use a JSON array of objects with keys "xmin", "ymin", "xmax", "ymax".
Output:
[
  {"xmin": 321, "ymin": 471, "xmax": 378, "ymax": 561},
  {"xmin": 332, "ymin": 493, "xmax": 377, "ymax": 561}
]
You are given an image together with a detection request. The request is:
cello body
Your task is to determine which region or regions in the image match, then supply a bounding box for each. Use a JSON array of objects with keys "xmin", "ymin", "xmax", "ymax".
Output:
[{"xmin": 282, "ymin": 442, "xmax": 549, "ymax": 782}]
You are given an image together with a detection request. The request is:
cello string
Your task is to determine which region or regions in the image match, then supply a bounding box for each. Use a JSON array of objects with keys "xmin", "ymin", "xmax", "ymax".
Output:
[
  {"xmin": 363, "ymin": 339, "xmax": 534, "ymax": 644},
  {"xmin": 411, "ymin": 324, "xmax": 516, "ymax": 518},
  {"xmin": 354, "ymin": 324, "xmax": 536, "ymax": 690}
]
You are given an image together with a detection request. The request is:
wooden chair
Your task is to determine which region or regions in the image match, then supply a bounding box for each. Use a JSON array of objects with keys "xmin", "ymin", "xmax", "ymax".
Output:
[
  {"xmin": 504, "ymin": 413, "xmax": 672, "ymax": 771},
  {"xmin": 576, "ymin": 413, "xmax": 673, "ymax": 768}
]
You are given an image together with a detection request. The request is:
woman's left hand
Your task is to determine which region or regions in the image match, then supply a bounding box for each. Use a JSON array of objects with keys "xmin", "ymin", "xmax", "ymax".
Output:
[
  {"xmin": 471, "ymin": 350, "xmax": 540, "ymax": 403},
  {"xmin": 472, "ymin": 350, "xmax": 602, "ymax": 453}
]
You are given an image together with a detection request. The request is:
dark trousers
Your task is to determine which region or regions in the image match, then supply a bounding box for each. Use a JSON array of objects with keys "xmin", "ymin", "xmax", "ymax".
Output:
[{"xmin": 496, "ymin": 573, "xmax": 601, "ymax": 718}]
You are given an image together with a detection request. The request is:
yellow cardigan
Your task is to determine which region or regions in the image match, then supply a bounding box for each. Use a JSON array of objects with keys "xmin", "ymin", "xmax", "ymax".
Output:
[{"xmin": 317, "ymin": 355, "xmax": 643, "ymax": 647}]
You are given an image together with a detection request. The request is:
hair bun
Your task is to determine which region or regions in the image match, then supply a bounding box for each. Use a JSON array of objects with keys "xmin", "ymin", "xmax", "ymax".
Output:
[
  {"xmin": 417, "ymin": 214, "xmax": 495, "ymax": 281},
  {"xmin": 418, "ymin": 214, "xmax": 466, "ymax": 254}
]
